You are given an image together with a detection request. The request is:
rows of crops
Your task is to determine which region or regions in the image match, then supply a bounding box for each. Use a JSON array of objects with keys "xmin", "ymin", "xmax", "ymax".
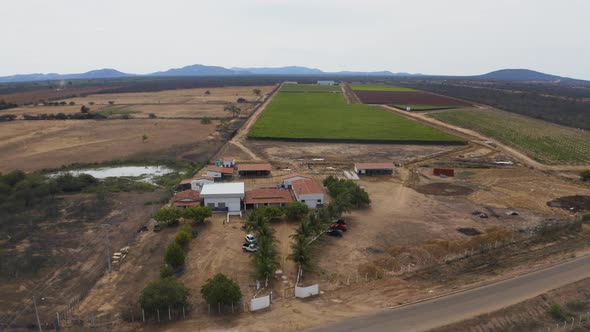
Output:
[
  {"xmin": 349, "ymin": 83, "xmax": 417, "ymax": 92},
  {"xmin": 249, "ymin": 89, "xmax": 463, "ymax": 142},
  {"xmin": 430, "ymin": 109, "xmax": 590, "ymax": 165},
  {"xmin": 280, "ymin": 84, "xmax": 341, "ymax": 93}
]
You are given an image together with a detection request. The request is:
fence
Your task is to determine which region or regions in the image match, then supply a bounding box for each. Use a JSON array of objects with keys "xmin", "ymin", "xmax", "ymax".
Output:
[
  {"xmin": 250, "ymin": 294, "xmax": 272, "ymax": 312},
  {"xmin": 295, "ymin": 285, "xmax": 320, "ymax": 299}
]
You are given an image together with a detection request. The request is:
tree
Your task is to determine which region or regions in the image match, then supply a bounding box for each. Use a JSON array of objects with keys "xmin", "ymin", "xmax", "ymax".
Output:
[
  {"xmin": 244, "ymin": 211, "xmax": 269, "ymax": 233},
  {"xmin": 154, "ymin": 207, "xmax": 182, "ymax": 225},
  {"xmin": 80, "ymin": 105, "xmax": 90, "ymax": 113},
  {"xmin": 256, "ymin": 206, "xmax": 283, "ymax": 221},
  {"xmin": 253, "ymin": 88, "xmax": 261, "ymax": 96},
  {"xmin": 69, "ymin": 101, "xmax": 75, "ymax": 106},
  {"xmin": 236, "ymin": 97, "xmax": 247, "ymax": 103},
  {"xmin": 142, "ymin": 134, "xmax": 148, "ymax": 143},
  {"xmin": 108, "ymin": 101, "xmax": 115, "ymax": 105},
  {"xmin": 160, "ymin": 264, "xmax": 175, "ymax": 278},
  {"xmin": 252, "ymin": 223, "xmax": 279, "ymax": 282},
  {"xmin": 140, "ymin": 277, "xmax": 189, "ymax": 312},
  {"xmin": 164, "ymin": 242, "xmax": 185, "ymax": 269},
  {"xmin": 288, "ymin": 234, "xmax": 312, "ymax": 284},
  {"xmin": 581, "ymin": 170, "xmax": 590, "ymax": 181},
  {"xmin": 201, "ymin": 117, "xmax": 212, "ymax": 124},
  {"xmin": 183, "ymin": 206, "xmax": 212, "ymax": 223},
  {"xmin": 89, "ymin": 101, "xmax": 95, "ymax": 105},
  {"xmin": 283, "ymin": 202, "xmax": 309, "ymax": 220},
  {"xmin": 200, "ymin": 273, "xmax": 242, "ymax": 306},
  {"xmin": 148, "ymin": 113, "xmax": 157, "ymax": 119},
  {"xmin": 224, "ymin": 104, "xmax": 241, "ymax": 118},
  {"xmin": 204, "ymin": 90, "xmax": 211, "ymax": 95},
  {"xmin": 175, "ymin": 230, "xmax": 191, "ymax": 248}
]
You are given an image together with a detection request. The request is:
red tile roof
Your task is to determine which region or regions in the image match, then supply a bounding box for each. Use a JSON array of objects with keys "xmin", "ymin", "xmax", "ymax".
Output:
[
  {"xmin": 172, "ymin": 190, "xmax": 200, "ymax": 207},
  {"xmin": 291, "ymin": 179, "xmax": 323, "ymax": 196},
  {"xmin": 207, "ymin": 165, "xmax": 234, "ymax": 174},
  {"xmin": 244, "ymin": 187, "xmax": 293, "ymax": 204},
  {"xmin": 179, "ymin": 178, "xmax": 193, "ymax": 185},
  {"xmin": 237, "ymin": 163, "xmax": 272, "ymax": 172},
  {"xmin": 282, "ymin": 173, "xmax": 311, "ymax": 180},
  {"xmin": 354, "ymin": 162, "xmax": 394, "ymax": 170}
]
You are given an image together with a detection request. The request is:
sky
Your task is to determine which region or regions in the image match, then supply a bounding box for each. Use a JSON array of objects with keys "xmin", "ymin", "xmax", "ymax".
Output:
[{"xmin": 2, "ymin": 0, "xmax": 589, "ymax": 79}]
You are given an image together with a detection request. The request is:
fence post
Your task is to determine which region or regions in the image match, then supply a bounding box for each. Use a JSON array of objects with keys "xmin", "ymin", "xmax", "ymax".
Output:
[
  {"xmin": 168, "ymin": 306, "xmax": 171, "ymax": 321},
  {"xmin": 157, "ymin": 309, "xmax": 160, "ymax": 323},
  {"xmin": 131, "ymin": 310, "xmax": 134, "ymax": 322},
  {"xmin": 208, "ymin": 304, "xmax": 211, "ymax": 315},
  {"xmin": 142, "ymin": 308, "xmax": 145, "ymax": 323},
  {"xmin": 218, "ymin": 302, "xmax": 221, "ymax": 314},
  {"xmin": 232, "ymin": 302, "xmax": 234, "ymax": 313},
  {"xmin": 56, "ymin": 312, "xmax": 60, "ymax": 328},
  {"xmin": 182, "ymin": 306, "xmax": 185, "ymax": 318}
]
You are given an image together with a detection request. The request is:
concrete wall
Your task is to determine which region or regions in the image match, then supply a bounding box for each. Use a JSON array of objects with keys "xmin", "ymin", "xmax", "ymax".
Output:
[
  {"xmin": 203, "ymin": 197, "xmax": 241, "ymax": 212},
  {"xmin": 295, "ymin": 284, "xmax": 320, "ymax": 298},
  {"xmin": 250, "ymin": 295, "xmax": 271, "ymax": 311},
  {"xmin": 207, "ymin": 171, "xmax": 222, "ymax": 179}
]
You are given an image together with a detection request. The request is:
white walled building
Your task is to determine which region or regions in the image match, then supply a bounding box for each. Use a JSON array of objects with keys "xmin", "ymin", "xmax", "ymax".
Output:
[
  {"xmin": 317, "ymin": 80, "xmax": 336, "ymax": 86},
  {"xmin": 291, "ymin": 179, "xmax": 324, "ymax": 209},
  {"xmin": 190, "ymin": 177, "xmax": 214, "ymax": 191},
  {"xmin": 200, "ymin": 182, "xmax": 245, "ymax": 212}
]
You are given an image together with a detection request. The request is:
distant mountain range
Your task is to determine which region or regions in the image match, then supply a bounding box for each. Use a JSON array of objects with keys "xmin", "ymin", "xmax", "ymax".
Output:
[{"xmin": 0, "ymin": 65, "xmax": 582, "ymax": 83}]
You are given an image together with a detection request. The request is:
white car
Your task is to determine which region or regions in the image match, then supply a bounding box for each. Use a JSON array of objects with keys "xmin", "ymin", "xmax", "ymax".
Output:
[
  {"xmin": 242, "ymin": 243, "xmax": 258, "ymax": 252},
  {"xmin": 245, "ymin": 234, "xmax": 256, "ymax": 243}
]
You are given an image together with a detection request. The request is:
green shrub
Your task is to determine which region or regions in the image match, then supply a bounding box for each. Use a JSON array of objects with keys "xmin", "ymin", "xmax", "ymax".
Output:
[
  {"xmin": 140, "ymin": 277, "xmax": 189, "ymax": 312},
  {"xmin": 183, "ymin": 206, "xmax": 212, "ymax": 223},
  {"xmin": 581, "ymin": 170, "xmax": 590, "ymax": 181},
  {"xmin": 164, "ymin": 243, "xmax": 185, "ymax": 270},
  {"xmin": 175, "ymin": 231, "xmax": 191, "ymax": 248},
  {"xmin": 283, "ymin": 202, "xmax": 309, "ymax": 221},
  {"xmin": 549, "ymin": 304, "xmax": 566, "ymax": 320},
  {"xmin": 201, "ymin": 117, "xmax": 212, "ymax": 124},
  {"xmin": 200, "ymin": 273, "xmax": 242, "ymax": 306},
  {"xmin": 160, "ymin": 264, "xmax": 175, "ymax": 278}
]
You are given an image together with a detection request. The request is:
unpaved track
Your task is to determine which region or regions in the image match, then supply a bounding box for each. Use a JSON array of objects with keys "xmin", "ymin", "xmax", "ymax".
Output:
[
  {"xmin": 379, "ymin": 105, "xmax": 590, "ymax": 172},
  {"xmin": 312, "ymin": 254, "xmax": 590, "ymax": 332},
  {"xmin": 218, "ymin": 84, "xmax": 281, "ymax": 160}
]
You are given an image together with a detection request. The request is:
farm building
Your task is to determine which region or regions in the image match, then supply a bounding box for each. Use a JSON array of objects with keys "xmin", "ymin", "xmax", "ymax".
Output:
[
  {"xmin": 200, "ymin": 182, "xmax": 245, "ymax": 212},
  {"xmin": 317, "ymin": 80, "xmax": 336, "ymax": 86},
  {"xmin": 291, "ymin": 179, "xmax": 324, "ymax": 208},
  {"xmin": 190, "ymin": 176, "xmax": 214, "ymax": 191},
  {"xmin": 244, "ymin": 187, "xmax": 294, "ymax": 209},
  {"xmin": 284, "ymin": 81, "xmax": 298, "ymax": 85},
  {"xmin": 237, "ymin": 164, "xmax": 272, "ymax": 177},
  {"xmin": 178, "ymin": 178, "xmax": 193, "ymax": 191},
  {"xmin": 282, "ymin": 174, "xmax": 312, "ymax": 188},
  {"xmin": 206, "ymin": 165, "xmax": 234, "ymax": 179},
  {"xmin": 222, "ymin": 157, "xmax": 236, "ymax": 168},
  {"xmin": 172, "ymin": 190, "xmax": 200, "ymax": 208},
  {"xmin": 433, "ymin": 168, "xmax": 455, "ymax": 177},
  {"xmin": 354, "ymin": 163, "xmax": 395, "ymax": 176}
]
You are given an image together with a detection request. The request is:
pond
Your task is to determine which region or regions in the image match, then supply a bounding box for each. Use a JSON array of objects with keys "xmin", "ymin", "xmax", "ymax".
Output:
[{"xmin": 55, "ymin": 166, "xmax": 175, "ymax": 183}]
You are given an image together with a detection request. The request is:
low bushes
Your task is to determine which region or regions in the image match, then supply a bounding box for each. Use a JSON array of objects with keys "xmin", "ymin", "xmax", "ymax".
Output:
[
  {"xmin": 201, "ymin": 273, "xmax": 242, "ymax": 306},
  {"xmin": 140, "ymin": 277, "xmax": 189, "ymax": 313}
]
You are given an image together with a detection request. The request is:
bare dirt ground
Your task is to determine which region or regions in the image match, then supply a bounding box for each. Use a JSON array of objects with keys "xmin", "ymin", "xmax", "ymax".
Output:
[
  {"xmin": 0, "ymin": 190, "xmax": 163, "ymax": 327},
  {"xmin": 122, "ymin": 103, "xmax": 258, "ymax": 119},
  {"xmin": 0, "ymin": 119, "xmax": 221, "ymax": 172},
  {"xmin": 62, "ymin": 86, "xmax": 274, "ymax": 105},
  {"xmin": 6, "ymin": 105, "xmax": 87, "ymax": 117}
]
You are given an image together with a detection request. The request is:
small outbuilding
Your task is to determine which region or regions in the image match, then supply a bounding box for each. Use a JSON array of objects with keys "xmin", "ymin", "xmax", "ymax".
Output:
[
  {"xmin": 291, "ymin": 179, "xmax": 324, "ymax": 209},
  {"xmin": 282, "ymin": 174, "xmax": 312, "ymax": 188},
  {"xmin": 206, "ymin": 165, "xmax": 234, "ymax": 180},
  {"xmin": 178, "ymin": 178, "xmax": 193, "ymax": 191},
  {"xmin": 317, "ymin": 80, "xmax": 336, "ymax": 86},
  {"xmin": 200, "ymin": 182, "xmax": 245, "ymax": 212},
  {"xmin": 172, "ymin": 190, "xmax": 201, "ymax": 208},
  {"xmin": 354, "ymin": 163, "xmax": 395, "ymax": 176},
  {"xmin": 244, "ymin": 187, "xmax": 294, "ymax": 209},
  {"xmin": 237, "ymin": 164, "xmax": 272, "ymax": 177},
  {"xmin": 190, "ymin": 176, "xmax": 214, "ymax": 191},
  {"xmin": 222, "ymin": 157, "xmax": 236, "ymax": 168}
]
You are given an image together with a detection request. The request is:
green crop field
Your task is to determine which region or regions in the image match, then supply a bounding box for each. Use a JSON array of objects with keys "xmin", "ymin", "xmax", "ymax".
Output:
[
  {"xmin": 430, "ymin": 109, "xmax": 590, "ymax": 165},
  {"xmin": 249, "ymin": 91, "xmax": 462, "ymax": 142},
  {"xmin": 392, "ymin": 104, "xmax": 463, "ymax": 111},
  {"xmin": 280, "ymin": 84, "xmax": 341, "ymax": 93},
  {"xmin": 349, "ymin": 84, "xmax": 418, "ymax": 92}
]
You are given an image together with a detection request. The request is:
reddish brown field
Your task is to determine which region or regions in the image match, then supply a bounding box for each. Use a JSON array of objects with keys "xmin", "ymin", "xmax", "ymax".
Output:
[{"xmin": 355, "ymin": 91, "xmax": 472, "ymax": 106}]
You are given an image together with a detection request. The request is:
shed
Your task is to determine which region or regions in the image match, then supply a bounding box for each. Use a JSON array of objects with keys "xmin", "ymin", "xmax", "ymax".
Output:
[
  {"xmin": 291, "ymin": 179, "xmax": 324, "ymax": 208},
  {"xmin": 282, "ymin": 174, "xmax": 312, "ymax": 188},
  {"xmin": 317, "ymin": 80, "xmax": 336, "ymax": 86},
  {"xmin": 172, "ymin": 190, "xmax": 200, "ymax": 208},
  {"xmin": 433, "ymin": 168, "xmax": 455, "ymax": 177},
  {"xmin": 178, "ymin": 178, "xmax": 193, "ymax": 191},
  {"xmin": 244, "ymin": 187, "xmax": 294, "ymax": 209},
  {"xmin": 354, "ymin": 163, "xmax": 395, "ymax": 176},
  {"xmin": 222, "ymin": 157, "xmax": 236, "ymax": 168},
  {"xmin": 200, "ymin": 182, "xmax": 245, "ymax": 212},
  {"xmin": 206, "ymin": 165, "xmax": 234, "ymax": 179},
  {"xmin": 237, "ymin": 164, "xmax": 272, "ymax": 177}
]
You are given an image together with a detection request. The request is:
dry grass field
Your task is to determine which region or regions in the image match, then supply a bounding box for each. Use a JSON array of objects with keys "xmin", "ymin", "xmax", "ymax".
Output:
[
  {"xmin": 62, "ymin": 86, "xmax": 274, "ymax": 105},
  {"xmin": 7, "ymin": 105, "xmax": 85, "ymax": 117},
  {"xmin": 0, "ymin": 119, "xmax": 221, "ymax": 172}
]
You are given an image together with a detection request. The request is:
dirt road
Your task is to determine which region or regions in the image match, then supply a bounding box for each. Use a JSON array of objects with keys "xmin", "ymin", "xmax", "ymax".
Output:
[
  {"xmin": 311, "ymin": 254, "xmax": 590, "ymax": 332},
  {"xmin": 379, "ymin": 105, "xmax": 590, "ymax": 172}
]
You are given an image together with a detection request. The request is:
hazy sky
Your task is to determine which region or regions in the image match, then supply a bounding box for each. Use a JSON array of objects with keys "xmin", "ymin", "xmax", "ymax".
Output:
[{"xmin": 2, "ymin": 0, "xmax": 589, "ymax": 79}]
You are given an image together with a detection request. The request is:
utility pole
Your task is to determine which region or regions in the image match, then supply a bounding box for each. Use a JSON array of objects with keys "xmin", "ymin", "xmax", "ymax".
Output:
[
  {"xmin": 103, "ymin": 224, "xmax": 111, "ymax": 273},
  {"xmin": 33, "ymin": 296, "xmax": 42, "ymax": 332}
]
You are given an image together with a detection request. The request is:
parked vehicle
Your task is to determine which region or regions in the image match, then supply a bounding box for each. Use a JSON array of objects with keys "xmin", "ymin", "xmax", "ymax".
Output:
[
  {"xmin": 327, "ymin": 229, "xmax": 344, "ymax": 237},
  {"xmin": 245, "ymin": 234, "xmax": 256, "ymax": 243},
  {"xmin": 330, "ymin": 223, "xmax": 348, "ymax": 232},
  {"xmin": 242, "ymin": 243, "xmax": 258, "ymax": 252},
  {"xmin": 153, "ymin": 224, "xmax": 162, "ymax": 232},
  {"xmin": 335, "ymin": 219, "xmax": 346, "ymax": 225}
]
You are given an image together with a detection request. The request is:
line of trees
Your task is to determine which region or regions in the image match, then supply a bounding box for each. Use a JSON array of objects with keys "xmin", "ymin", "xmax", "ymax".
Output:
[
  {"xmin": 0, "ymin": 99, "xmax": 18, "ymax": 110},
  {"xmin": 0, "ymin": 114, "xmax": 17, "ymax": 122},
  {"xmin": 23, "ymin": 113, "xmax": 107, "ymax": 120},
  {"xmin": 581, "ymin": 170, "xmax": 590, "ymax": 182}
]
